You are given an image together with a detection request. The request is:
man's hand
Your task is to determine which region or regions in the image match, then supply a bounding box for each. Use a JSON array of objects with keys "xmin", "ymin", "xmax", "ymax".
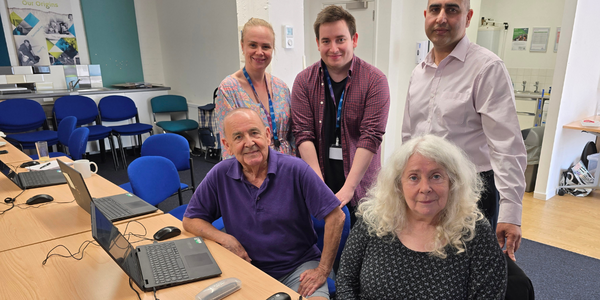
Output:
[
  {"xmin": 220, "ymin": 234, "xmax": 251, "ymax": 263},
  {"xmin": 336, "ymin": 185, "xmax": 355, "ymax": 207},
  {"xmin": 298, "ymin": 267, "xmax": 329, "ymax": 298},
  {"xmin": 496, "ymin": 222, "xmax": 522, "ymax": 261}
]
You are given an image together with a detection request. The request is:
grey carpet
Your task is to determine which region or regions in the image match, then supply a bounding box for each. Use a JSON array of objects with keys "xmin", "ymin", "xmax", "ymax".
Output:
[{"xmin": 517, "ymin": 238, "xmax": 600, "ymax": 299}]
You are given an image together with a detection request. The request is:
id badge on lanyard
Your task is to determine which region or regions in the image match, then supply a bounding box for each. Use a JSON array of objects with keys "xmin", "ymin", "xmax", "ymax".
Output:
[{"xmin": 324, "ymin": 66, "xmax": 344, "ymax": 161}]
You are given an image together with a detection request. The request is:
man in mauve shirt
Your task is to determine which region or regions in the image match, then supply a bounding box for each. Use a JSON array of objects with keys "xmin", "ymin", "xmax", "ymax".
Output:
[
  {"xmin": 402, "ymin": 0, "xmax": 527, "ymax": 261},
  {"xmin": 183, "ymin": 108, "xmax": 345, "ymax": 299},
  {"xmin": 292, "ymin": 5, "xmax": 390, "ymax": 225}
]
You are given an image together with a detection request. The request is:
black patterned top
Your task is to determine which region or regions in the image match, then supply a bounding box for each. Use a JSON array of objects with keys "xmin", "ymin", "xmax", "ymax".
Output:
[{"xmin": 336, "ymin": 218, "xmax": 507, "ymax": 299}]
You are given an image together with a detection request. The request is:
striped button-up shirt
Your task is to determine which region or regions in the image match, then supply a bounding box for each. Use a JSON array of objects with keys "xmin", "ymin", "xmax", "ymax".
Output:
[{"xmin": 291, "ymin": 56, "xmax": 390, "ymax": 205}]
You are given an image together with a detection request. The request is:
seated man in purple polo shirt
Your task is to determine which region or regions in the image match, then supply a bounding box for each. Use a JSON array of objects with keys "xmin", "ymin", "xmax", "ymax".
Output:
[{"xmin": 183, "ymin": 108, "xmax": 345, "ymax": 299}]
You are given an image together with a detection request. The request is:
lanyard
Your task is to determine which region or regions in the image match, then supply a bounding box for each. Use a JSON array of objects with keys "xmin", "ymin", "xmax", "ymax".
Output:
[
  {"xmin": 323, "ymin": 66, "xmax": 344, "ymax": 129},
  {"xmin": 242, "ymin": 67, "xmax": 280, "ymax": 148}
]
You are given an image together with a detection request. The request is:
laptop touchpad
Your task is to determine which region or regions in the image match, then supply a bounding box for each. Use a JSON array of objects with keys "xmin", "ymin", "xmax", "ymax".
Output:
[
  {"xmin": 185, "ymin": 253, "xmax": 212, "ymax": 268},
  {"xmin": 125, "ymin": 201, "xmax": 150, "ymax": 209}
]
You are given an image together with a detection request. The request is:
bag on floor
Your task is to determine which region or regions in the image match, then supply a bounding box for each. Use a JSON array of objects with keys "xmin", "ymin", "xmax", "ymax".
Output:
[{"xmin": 558, "ymin": 161, "xmax": 592, "ymax": 197}]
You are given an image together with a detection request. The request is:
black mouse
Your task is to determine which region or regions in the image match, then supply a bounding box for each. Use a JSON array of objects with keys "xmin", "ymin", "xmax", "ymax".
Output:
[
  {"xmin": 153, "ymin": 226, "xmax": 181, "ymax": 241},
  {"xmin": 26, "ymin": 194, "xmax": 54, "ymax": 205},
  {"xmin": 20, "ymin": 161, "xmax": 40, "ymax": 168},
  {"xmin": 266, "ymin": 292, "xmax": 291, "ymax": 300}
]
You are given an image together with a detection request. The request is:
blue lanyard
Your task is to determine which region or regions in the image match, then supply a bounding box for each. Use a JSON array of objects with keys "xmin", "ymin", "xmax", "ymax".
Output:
[
  {"xmin": 323, "ymin": 66, "xmax": 344, "ymax": 128},
  {"xmin": 242, "ymin": 67, "xmax": 280, "ymax": 148}
]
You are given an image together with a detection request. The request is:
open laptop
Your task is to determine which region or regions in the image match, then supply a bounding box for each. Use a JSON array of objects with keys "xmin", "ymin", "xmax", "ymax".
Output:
[
  {"xmin": 91, "ymin": 202, "xmax": 222, "ymax": 291},
  {"xmin": 0, "ymin": 160, "xmax": 66, "ymax": 189},
  {"xmin": 58, "ymin": 159, "xmax": 157, "ymax": 222}
]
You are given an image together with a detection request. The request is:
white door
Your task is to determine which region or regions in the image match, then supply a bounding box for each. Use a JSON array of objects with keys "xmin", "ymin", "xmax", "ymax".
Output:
[{"xmin": 304, "ymin": 0, "xmax": 377, "ymax": 67}]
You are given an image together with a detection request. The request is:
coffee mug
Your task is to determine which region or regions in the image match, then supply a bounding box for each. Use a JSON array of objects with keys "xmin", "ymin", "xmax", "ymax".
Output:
[
  {"xmin": 35, "ymin": 141, "xmax": 49, "ymax": 162},
  {"xmin": 73, "ymin": 159, "xmax": 98, "ymax": 178}
]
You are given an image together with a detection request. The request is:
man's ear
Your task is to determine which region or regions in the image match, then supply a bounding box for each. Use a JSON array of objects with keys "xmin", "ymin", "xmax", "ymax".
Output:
[
  {"xmin": 466, "ymin": 9, "xmax": 474, "ymax": 28},
  {"xmin": 352, "ymin": 32, "xmax": 358, "ymax": 48},
  {"xmin": 221, "ymin": 137, "xmax": 230, "ymax": 153}
]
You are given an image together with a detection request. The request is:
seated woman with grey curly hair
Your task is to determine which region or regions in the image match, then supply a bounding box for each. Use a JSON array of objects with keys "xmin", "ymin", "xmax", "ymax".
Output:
[{"xmin": 336, "ymin": 134, "xmax": 507, "ymax": 299}]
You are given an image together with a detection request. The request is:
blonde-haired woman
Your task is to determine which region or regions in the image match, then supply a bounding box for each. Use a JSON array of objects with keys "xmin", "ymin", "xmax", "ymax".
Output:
[
  {"xmin": 216, "ymin": 18, "xmax": 295, "ymax": 159},
  {"xmin": 336, "ymin": 134, "xmax": 507, "ymax": 299}
]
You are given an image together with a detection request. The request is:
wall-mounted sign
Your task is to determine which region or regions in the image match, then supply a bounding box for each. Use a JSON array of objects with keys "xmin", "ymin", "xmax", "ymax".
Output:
[
  {"xmin": 530, "ymin": 27, "xmax": 550, "ymax": 53},
  {"xmin": 512, "ymin": 28, "xmax": 528, "ymax": 51},
  {"xmin": 8, "ymin": 0, "xmax": 79, "ymax": 66},
  {"xmin": 554, "ymin": 27, "xmax": 561, "ymax": 53}
]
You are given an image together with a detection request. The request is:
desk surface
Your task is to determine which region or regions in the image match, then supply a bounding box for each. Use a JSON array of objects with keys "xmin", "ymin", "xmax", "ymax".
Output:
[
  {"xmin": 563, "ymin": 116, "xmax": 600, "ymax": 134},
  {"xmin": 0, "ymin": 164, "xmax": 162, "ymax": 252},
  {"xmin": 0, "ymin": 214, "xmax": 299, "ymax": 299},
  {"xmin": 0, "ymin": 137, "xmax": 34, "ymax": 164}
]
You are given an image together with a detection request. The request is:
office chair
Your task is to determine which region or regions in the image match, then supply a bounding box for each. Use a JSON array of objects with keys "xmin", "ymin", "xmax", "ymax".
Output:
[
  {"xmin": 68, "ymin": 127, "xmax": 90, "ymax": 160},
  {"xmin": 53, "ymin": 95, "xmax": 118, "ymax": 169},
  {"xmin": 119, "ymin": 133, "xmax": 195, "ymax": 195},
  {"xmin": 30, "ymin": 116, "xmax": 77, "ymax": 160},
  {"xmin": 128, "ymin": 156, "xmax": 183, "ymax": 206},
  {"xmin": 150, "ymin": 95, "xmax": 198, "ymax": 139},
  {"xmin": 98, "ymin": 95, "xmax": 153, "ymax": 168},
  {"xmin": 0, "ymin": 98, "xmax": 58, "ymax": 150},
  {"xmin": 168, "ymin": 204, "xmax": 225, "ymax": 231},
  {"xmin": 311, "ymin": 206, "xmax": 351, "ymax": 296}
]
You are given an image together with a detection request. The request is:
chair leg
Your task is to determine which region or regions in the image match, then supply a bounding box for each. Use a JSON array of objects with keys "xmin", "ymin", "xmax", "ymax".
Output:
[
  {"xmin": 106, "ymin": 134, "xmax": 119, "ymax": 170},
  {"xmin": 99, "ymin": 138, "xmax": 106, "ymax": 163},
  {"xmin": 189, "ymin": 157, "xmax": 196, "ymax": 192},
  {"xmin": 117, "ymin": 134, "xmax": 127, "ymax": 168},
  {"xmin": 177, "ymin": 188, "xmax": 183, "ymax": 206}
]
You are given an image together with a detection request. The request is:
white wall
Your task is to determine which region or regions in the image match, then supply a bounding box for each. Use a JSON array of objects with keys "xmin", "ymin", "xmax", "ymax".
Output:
[
  {"xmin": 0, "ymin": 0, "xmax": 91, "ymax": 66},
  {"xmin": 135, "ymin": 0, "xmax": 239, "ymax": 105},
  {"xmin": 480, "ymin": 0, "xmax": 564, "ymax": 70},
  {"xmin": 535, "ymin": 0, "xmax": 599, "ymax": 199}
]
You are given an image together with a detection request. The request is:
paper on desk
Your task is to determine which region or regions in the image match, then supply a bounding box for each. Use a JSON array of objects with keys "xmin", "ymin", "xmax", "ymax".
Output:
[{"xmin": 27, "ymin": 160, "xmax": 72, "ymax": 171}]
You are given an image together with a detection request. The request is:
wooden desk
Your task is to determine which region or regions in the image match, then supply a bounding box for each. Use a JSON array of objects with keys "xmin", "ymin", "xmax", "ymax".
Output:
[
  {"xmin": 0, "ymin": 166, "xmax": 162, "ymax": 252},
  {"xmin": 0, "ymin": 137, "xmax": 34, "ymax": 164},
  {"xmin": 0, "ymin": 214, "xmax": 300, "ymax": 299}
]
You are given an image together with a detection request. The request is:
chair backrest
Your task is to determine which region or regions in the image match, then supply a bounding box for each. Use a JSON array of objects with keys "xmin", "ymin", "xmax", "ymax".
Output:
[
  {"xmin": 150, "ymin": 95, "xmax": 189, "ymax": 113},
  {"xmin": 98, "ymin": 95, "xmax": 138, "ymax": 122},
  {"xmin": 68, "ymin": 127, "xmax": 89, "ymax": 160},
  {"xmin": 0, "ymin": 99, "xmax": 47, "ymax": 133},
  {"xmin": 312, "ymin": 206, "xmax": 351, "ymax": 263},
  {"xmin": 54, "ymin": 95, "xmax": 100, "ymax": 126},
  {"xmin": 128, "ymin": 156, "xmax": 181, "ymax": 206},
  {"xmin": 141, "ymin": 133, "xmax": 190, "ymax": 171},
  {"xmin": 57, "ymin": 116, "xmax": 77, "ymax": 146}
]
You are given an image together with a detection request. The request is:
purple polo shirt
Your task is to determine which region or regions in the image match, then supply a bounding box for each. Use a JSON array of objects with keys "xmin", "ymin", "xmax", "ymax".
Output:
[{"xmin": 184, "ymin": 148, "xmax": 340, "ymax": 279}]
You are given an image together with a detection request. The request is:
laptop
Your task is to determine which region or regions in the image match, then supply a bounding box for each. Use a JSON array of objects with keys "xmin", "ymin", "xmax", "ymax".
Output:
[
  {"xmin": 0, "ymin": 160, "xmax": 66, "ymax": 189},
  {"xmin": 58, "ymin": 159, "xmax": 158, "ymax": 222},
  {"xmin": 91, "ymin": 202, "xmax": 222, "ymax": 291}
]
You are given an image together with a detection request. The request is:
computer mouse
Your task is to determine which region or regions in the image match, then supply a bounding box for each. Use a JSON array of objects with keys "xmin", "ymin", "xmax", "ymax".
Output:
[
  {"xmin": 153, "ymin": 226, "xmax": 181, "ymax": 241},
  {"xmin": 265, "ymin": 292, "xmax": 292, "ymax": 300},
  {"xmin": 26, "ymin": 194, "xmax": 54, "ymax": 205},
  {"xmin": 20, "ymin": 161, "xmax": 40, "ymax": 168}
]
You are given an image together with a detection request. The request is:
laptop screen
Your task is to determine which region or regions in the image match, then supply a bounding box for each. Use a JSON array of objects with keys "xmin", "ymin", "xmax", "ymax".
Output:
[
  {"xmin": 58, "ymin": 160, "xmax": 93, "ymax": 214},
  {"xmin": 91, "ymin": 203, "xmax": 145, "ymax": 289}
]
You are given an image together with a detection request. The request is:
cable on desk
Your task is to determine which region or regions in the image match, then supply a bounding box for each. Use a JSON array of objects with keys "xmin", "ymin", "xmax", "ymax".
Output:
[
  {"xmin": 41, "ymin": 239, "xmax": 99, "ymax": 265},
  {"xmin": 123, "ymin": 219, "xmax": 156, "ymax": 244},
  {"xmin": 129, "ymin": 278, "xmax": 142, "ymax": 300},
  {"xmin": 15, "ymin": 199, "xmax": 75, "ymax": 209},
  {"xmin": 1, "ymin": 163, "xmax": 26, "ymax": 214}
]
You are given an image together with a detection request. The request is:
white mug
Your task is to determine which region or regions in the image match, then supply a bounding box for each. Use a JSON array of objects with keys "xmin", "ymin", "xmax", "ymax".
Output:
[{"xmin": 74, "ymin": 159, "xmax": 98, "ymax": 178}]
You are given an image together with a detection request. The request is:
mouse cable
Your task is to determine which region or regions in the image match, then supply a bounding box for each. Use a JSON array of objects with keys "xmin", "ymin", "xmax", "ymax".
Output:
[
  {"xmin": 122, "ymin": 220, "xmax": 156, "ymax": 244},
  {"xmin": 0, "ymin": 186, "xmax": 26, "ymax": 215},
  {"xmin": 16, "ymin": 199, "xmax": 75, "ymax": 209},
  {"xmin": 41, "ymin": 239, "xmax": 98, "ymax": 266},
  {"xmin": 129, "ymin": 278, "xmax": 142, "ymax": 300},
  {"xmin": 153, "ymin": 287, "xmax": 160, "ymax": 300}
]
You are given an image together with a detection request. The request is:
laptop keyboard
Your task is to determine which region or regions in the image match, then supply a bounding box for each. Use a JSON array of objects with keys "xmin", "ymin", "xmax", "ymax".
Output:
[
  {"xmin": 146, "ymin": 242, "xmax": 189, "ymax": 284},
  {"xmin": 20, "ymin": 171, "xmax": 50, "ymax": 187},
  {"xmin": 94, "ymin": 197, "xmax": 132, "ymax": 220}
]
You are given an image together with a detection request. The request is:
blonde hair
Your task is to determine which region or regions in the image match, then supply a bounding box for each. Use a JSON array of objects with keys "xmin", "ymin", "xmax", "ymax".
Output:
[
  {"xmin": 241, "ymin": 18, "xmax": 275, "ymax": 45},
  {"xmin": 357, "ymin": 135, "xmax": 484, "ymax": 258}
]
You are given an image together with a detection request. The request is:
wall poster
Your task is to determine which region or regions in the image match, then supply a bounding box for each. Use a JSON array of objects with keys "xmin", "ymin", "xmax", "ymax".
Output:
[
  {"xmin": 8, "ymin": 0, "xmax": 79, "ymax": 66},
  {"xmin": 512, "ymin": 28, "xmax": 528, "ymax": 51},
  {"xmin": 554, "ymin": 27, "xmax": 561, "ymax": 53},
  {"xmin": 530, "ymin": 27, "xmax": 550, "ymax": 52}
]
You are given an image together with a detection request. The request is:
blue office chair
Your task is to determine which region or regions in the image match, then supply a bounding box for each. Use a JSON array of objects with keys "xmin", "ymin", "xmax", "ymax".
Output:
[
  {"xmin": 53, "ymin": 95, "xmax": 118, "ymax": 169},
  {"xmin": 168, "ymin": 204, "xmax": 225, "ymax": 231},
  {"xmin": 68, "ymin": 127, "xmax": 90, "ymax": 160},
  {"xmin": 29, "ymin": 116, "xmax": 77, "ymax": 160},
  {"xmin": 0, "ymin": 99, "xmax": 58, "ymax": 150},
  {"xmin": 128, "ymin": 156, "xmax": 183, "ymax": 206},
  {"xmin": 98, "ymin": 95, "xmax": 153, "ymax": 168},
  {"xmin": 150, "ymin": 95, "xmax": 199, "ymax": 137},
  {"xmin": 312, "ymin": 206, "xmax": 351, "ymax": 297},
  {"xmin": 119, "ymin": 133, "xmax": 195, "ymax": 195}
]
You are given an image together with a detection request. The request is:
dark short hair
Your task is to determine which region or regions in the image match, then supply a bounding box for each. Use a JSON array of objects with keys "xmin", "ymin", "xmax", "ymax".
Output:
[{"xmin": 313, "ymin": 5, "xmax": 356, "ymax": 40}]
